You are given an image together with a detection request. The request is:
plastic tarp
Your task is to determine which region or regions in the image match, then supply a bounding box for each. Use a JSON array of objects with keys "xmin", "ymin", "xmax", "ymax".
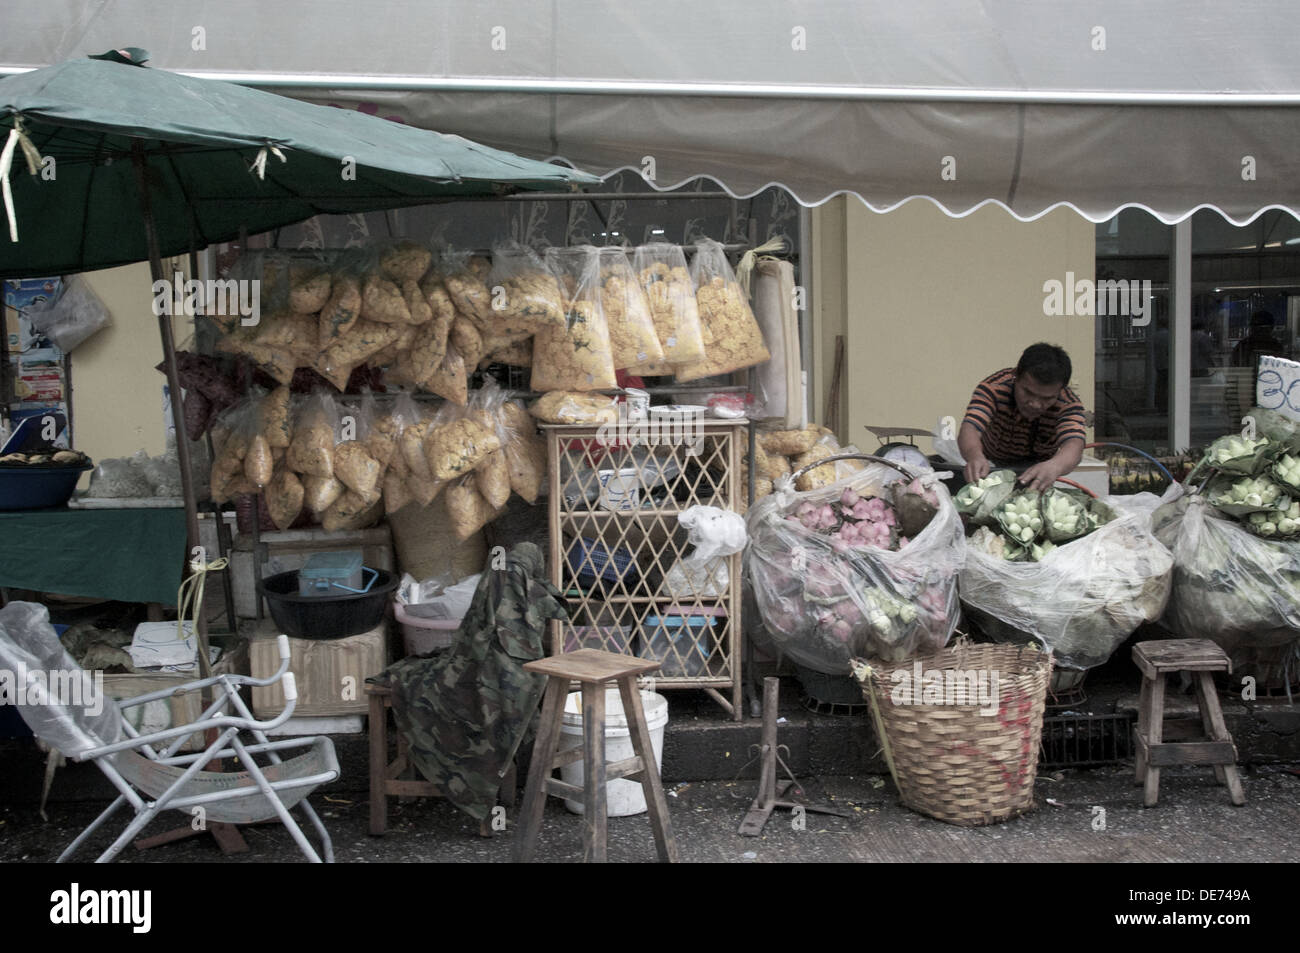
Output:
[
  {"xmin": 960, "ymin": 501, "xmax": 1174, "ymax": 670},
  {"xmin": 4, "ymin": 1, "xmax": 1299, "ymax": 224},
  {"xmin": 0, "ymin": 601, "xmax": 122, "ymax": 759}
]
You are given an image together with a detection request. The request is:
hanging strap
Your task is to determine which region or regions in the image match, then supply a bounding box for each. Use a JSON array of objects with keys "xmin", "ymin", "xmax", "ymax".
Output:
[{"xmin": 2, "ymin": 116, "xmax": 45, "ymax": 242}]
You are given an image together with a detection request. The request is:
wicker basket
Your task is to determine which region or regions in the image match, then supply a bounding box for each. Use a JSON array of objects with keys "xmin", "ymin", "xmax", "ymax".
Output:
[{"xmin": 851, "ymin": 641, "xmax": 1053, "ymax": 827}]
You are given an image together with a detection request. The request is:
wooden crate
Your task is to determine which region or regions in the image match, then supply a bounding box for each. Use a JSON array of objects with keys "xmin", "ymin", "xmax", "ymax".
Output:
[
  {"xmin": 101, "ymin": 638, "xmax": 249, "ymax": 752},
  {"xmin": 249, "ymin": 621, "xmax": 387, "ymax": 718}
]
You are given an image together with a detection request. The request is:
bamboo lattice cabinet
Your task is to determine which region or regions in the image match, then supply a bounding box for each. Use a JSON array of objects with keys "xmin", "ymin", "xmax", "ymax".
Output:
[{"xmin": 544, "ymin": 418, "xmax": 746, "ymax": 720}]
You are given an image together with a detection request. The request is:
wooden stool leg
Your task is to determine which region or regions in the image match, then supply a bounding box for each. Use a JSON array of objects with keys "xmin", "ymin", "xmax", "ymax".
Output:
[
  {"xmin": 617, "ymin": 676, "xmax": 679, "ymax": 863},
  {"xmin": 1195, "ymin": 672, "xmax": 1246, "ymax": 805},
  {"xmin": 513, "ymin": 678, "xmax": 569, "ymax": 863},
  {"xmin": 368, "ymin": 690, "xmax": 388, "ymax": 836},
  {"xmin": 1134, "ymin": 675, "xmax": 1151, "ymax": 785},
  {"xmin": 1143, "ymin": 673, "xmax": 1165, "ymax": 807},
  {"xmin": 1191, "ymin": 672, "xmax": 1227, "ymax": 784},
  {"xmin": 582, "ymin": 682, "xmax": 608, "ymax": 863}
]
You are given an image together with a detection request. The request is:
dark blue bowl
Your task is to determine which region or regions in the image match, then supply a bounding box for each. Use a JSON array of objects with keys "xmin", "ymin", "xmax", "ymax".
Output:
[{"xmin": 0, "ymin": 463, "xmax": 93, "ymax": 510}]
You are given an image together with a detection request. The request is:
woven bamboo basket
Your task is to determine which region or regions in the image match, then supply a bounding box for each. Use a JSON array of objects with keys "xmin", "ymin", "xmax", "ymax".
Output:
[{"xmin": 850, "ymin": 641, "xmax": 1053, "ymax": 826}]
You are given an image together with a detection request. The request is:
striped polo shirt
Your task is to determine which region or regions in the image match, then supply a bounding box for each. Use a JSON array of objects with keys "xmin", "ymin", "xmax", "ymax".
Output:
[{"xmin": 963, "ymin": 368, "xmax": 1087, "ymax": 462}]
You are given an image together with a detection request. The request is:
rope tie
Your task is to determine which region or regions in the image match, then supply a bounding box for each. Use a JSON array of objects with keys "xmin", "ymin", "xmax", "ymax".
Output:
[
  {"xmin": 735, "ymin": 237, "xmax": 787, "ymax": 297},
  {"xmin": 2, "ymin": 116, "xmax": 44, "ymax": 242},
  {"xmin": 250, "ymin": 143, "xmax": 286, "ymax": 180},
  {"xmin": 176, "ymin": 555, "xmax": 228, "ymax": 643}
]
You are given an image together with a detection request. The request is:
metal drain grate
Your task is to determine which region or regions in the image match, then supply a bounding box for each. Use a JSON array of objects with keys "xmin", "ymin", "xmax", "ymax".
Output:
[{"xmin": 1039, "ymin": 712, "xmax": 1135, "ymax": 768}]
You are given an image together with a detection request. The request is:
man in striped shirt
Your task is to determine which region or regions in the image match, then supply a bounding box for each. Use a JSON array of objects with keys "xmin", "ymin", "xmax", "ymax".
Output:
[{"xmin": 957, "ymin": 343, "xmax": 1087, "ymax": 491}]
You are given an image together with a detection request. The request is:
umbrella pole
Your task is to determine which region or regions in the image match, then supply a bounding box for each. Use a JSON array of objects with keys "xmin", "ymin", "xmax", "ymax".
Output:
[{"xmin": 130, "ymin": 144, "xmax": 211, "ymax": 680}]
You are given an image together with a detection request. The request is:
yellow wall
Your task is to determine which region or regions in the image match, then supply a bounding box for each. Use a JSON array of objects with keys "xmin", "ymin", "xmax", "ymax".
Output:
[
  {"xmin": 812, "ymin": 198, "xmax": 1096, "ymax": 452},
  {"xmin": 72, "ymin": 260, "xmax": 190, "ymax": 479}
]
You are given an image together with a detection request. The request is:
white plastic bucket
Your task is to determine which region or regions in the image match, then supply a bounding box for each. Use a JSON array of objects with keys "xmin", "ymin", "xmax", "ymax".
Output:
[
  {"xmin": 558, "ymin": 688, "xmax": 669, "ymax": 816},
  {"xmin": 597, "ymin": 468, "xmax": 641, "ymax": 511}
]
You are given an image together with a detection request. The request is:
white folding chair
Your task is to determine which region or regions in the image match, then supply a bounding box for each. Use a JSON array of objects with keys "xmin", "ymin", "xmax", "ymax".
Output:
[{"xmin": 0, "ymin": 601, "xmax": 339, "ymax": 863}]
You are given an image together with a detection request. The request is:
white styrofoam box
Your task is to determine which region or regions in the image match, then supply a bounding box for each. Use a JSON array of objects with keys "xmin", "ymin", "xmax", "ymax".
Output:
[{"xmin": 230, "ymin": 525, "xmax": 394, "ymax": 619}]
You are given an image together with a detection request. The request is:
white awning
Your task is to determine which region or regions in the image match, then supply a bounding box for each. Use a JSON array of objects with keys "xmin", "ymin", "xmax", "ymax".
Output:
[{"xmin": 5, "ymin": 0, "xmax": 1300, "ymax": 223}]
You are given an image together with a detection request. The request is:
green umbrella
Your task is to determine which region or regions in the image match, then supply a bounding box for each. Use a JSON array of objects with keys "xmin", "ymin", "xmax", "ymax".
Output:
[
  {"xmin": 0, "ymin": 49, "xmax": 599, "ymax": 276},
  {"xmin": 0, "ymin": 50, "xmax": 598, "ymax": 674}
]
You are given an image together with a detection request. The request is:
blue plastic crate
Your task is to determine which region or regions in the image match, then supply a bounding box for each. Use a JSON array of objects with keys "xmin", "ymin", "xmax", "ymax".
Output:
[{"xmin": 566, "ymin": 537, "xmax": 638, "ymax": 587}]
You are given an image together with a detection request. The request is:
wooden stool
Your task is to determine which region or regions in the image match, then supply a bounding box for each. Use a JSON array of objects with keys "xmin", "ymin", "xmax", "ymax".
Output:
[
  {"xmin": 1132, "ymin": 639, "xmax": 1246, "ymax": 807},
  {"xmin": 512, "ymin": 649, "xmax": 679, "ymax": 863},
  {"xmin": 366, "ymin": 683, "xmax": 515, "ymax": 838}
]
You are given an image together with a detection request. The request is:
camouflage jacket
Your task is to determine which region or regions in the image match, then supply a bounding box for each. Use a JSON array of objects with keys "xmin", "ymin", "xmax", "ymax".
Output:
[{"xmin": 369, "ymin": 542, "xmax": 568, "ymax": 822}]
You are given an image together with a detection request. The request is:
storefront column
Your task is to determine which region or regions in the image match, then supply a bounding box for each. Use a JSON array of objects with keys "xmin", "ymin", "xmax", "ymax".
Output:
[{"xmin": 1171, "ymin": 219, "xmax": 1192, "ymax": 450}]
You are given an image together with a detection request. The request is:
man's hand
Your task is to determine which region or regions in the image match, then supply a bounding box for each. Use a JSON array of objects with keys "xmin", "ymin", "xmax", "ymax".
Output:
[
  {"xmin": 1018, "ymin": 459, "xmax": 1067, "ymax": 492},
  {"xmin": 964, "ymin": 454, "xmax": 991, "ymax": 484}
]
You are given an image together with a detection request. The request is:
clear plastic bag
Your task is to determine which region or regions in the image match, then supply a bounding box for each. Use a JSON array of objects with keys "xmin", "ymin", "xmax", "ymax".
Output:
[
  {"xmin": 500, "ymin": 399, "xmax": 546, "ymax": 503},
  {"xmin": 528, "ymin": 391, "xmax": 618, "ymax": 425},
  {"xmin": 446, "ymin": 475, "xmax": 500, "ymax": 540},
  {"xmin": 441, "ymin": 251, "xmax": 494, "ymax": 331},
  {"xmin": 489, "ymin": 241, "xmax": 566, "ymax": 336},
  {"xmin": 1156, "ymin": 485, "xmax": 1300, "ymax": 656},
  {"xmin": 26, "ymin": 274, "xmax": 112, "ymax": 353},
  {"xmin": 84, "ymin": 456, "xmax": 153, "ymax": 499},
  {"xmin": 597, "ymin": 246, "xmax": 664, "ymax": 370},
  {"xmin": 286, "ymin": 392, "xmax": 340, "ymax": 479},
  {"xmin": 961, "ymin": 500, "xmax": 1174, "ymax": 669},
  {"xmin": 675, "ymin": 239, "xmax": 771, "ymax": 382},
  {"xmin": 627, "ymin": 243, "xmax": 704, "ymax": 373},
  {"xmin": 747, "ymin": 463, "xmax": 965, "ymax": 672},
  {"xmin": 532, "ymin": 246, "xmax": 617, "ymax": 393}
]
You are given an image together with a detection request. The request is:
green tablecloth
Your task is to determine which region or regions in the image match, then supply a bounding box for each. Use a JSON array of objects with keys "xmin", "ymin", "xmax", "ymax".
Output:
[{"xmin": 0, "ymin": 507, "xmax": 186, "ymax": 606}]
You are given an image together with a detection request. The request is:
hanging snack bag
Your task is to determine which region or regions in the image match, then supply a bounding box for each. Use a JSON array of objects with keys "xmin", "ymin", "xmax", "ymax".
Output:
[
  {"xmin": 318, "ymin": 269, "xmax": 363, "ymax": 347},
  {"xmin": 442, "ymin": 251, "xmax": 494, "ymax": 332},
  {"xmin": 424, "ymin": 408, "xmax": 502, "ymax": 482},
  {"xmin": 446, "ymin": 476, "xmax": 501, "ymax": 541},
  {"xmin": 360, "ymin": 268, "xmax": 413, "ymax": 325},
  {"xmin": 379, "ymin": 239, "xmax": 434, "ymax": 285},
  {"xmin": 422, "ymin": 344, "xmax": 469, "ymax": 405},
  {"xmin": 302, "ymin": 473, "xmax": 345, "ymax": 515},
  {"xmin": 598, "ymin": 246, "xmax": 664, "ymax": 370},
  {"xmin": 289, "ymin": 268, "xmax": 332, "ymax": 315},
  {"xmin": 317, "ymin": 319, "xmax": 402, "ymax": 391},
  {"xmin": 258, "ymin": 385, "xmax": 293, "ymax": 449},
  {"xmin": 628, "ymin": 243, "xmax": 705, "ymax": 373},
  {"xmin": 266, "ymin": 468, "xmax": 305, "ymax": 530},
  {"xmin": 322, "ymin": 490, "xmax": 383, "ymax": 532},
  {"xmin": 286, "ymin": 393, "xmax": 340, "ymax": 479},
  {"xmin": 488, "ymin": 241, "xmax": 567, "ymax": 336},
  {"xmin": 532, "ymin": 246, "xmax": 617, "ymax": 393},
  {"xmin": 528, "ymin": 390, "xmax": 619, "ymax": 425},
  {"xmin": 469, "ymin": 382, "xmax": 513, "ymax": 509},
  {"xmin": 409, "ymin": 275, "xmax": 457, "ymax": 383},
  {"xmin": 208, "ymin": 402, "xmax": 256, "ymax": 503},
  {"xmin": 675, "ymin": 238, "xmax": 771, "ymax": 382},
  {"xmin": 501, "ymin": 399, "xmax": 547, "ymax": 503}
]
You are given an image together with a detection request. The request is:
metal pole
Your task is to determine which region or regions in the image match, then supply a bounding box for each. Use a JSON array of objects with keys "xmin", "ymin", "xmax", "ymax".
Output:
[{"xmin": 131, "ymin": 142, "xmax": 211, "ymax": 678}]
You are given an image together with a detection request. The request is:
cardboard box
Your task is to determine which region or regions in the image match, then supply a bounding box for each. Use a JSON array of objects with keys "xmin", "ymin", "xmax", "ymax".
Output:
[
  {"xmin": 249, "ymin": 620, "xmax": 387, "ymax": 718},
  {"xmin": 100, "ymin": 638, "xmax": 249, "ymax": 752}
]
